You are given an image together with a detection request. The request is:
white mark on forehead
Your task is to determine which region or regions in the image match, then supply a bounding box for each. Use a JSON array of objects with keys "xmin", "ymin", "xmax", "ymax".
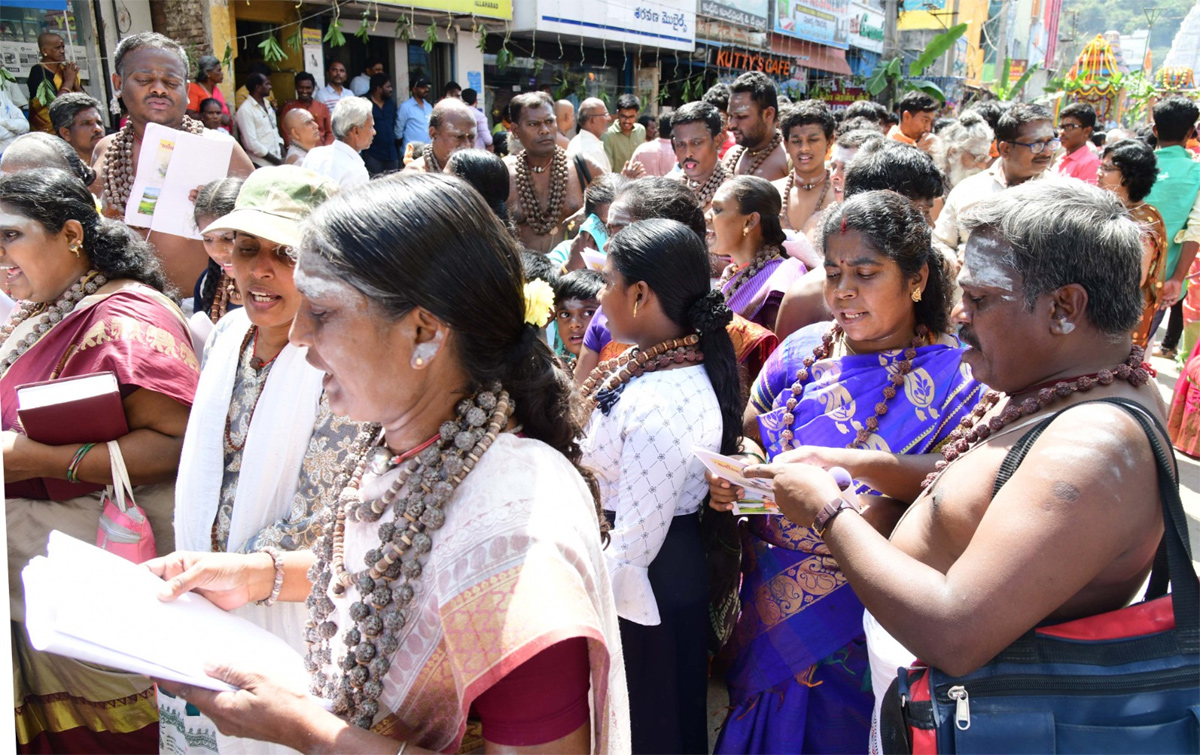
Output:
[
  {"xmin": 830, "ymin": 145, "xmax": 857, "ymax": 166},
  {"xmin": 294, "ymin": 259, "xmax": 362, "ymax": 308},
  {"xmin": 960, "ymin": 232, "xmax": 1022, "ymax": 300}
]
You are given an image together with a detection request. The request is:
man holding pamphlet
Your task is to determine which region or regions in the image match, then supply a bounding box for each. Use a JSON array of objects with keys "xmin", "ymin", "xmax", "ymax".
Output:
[
  {"xmin": 0, "ymin": 168, "xmax": 199, "ymax": 752},
  {"xmin": 91, "ymin": 32, "xmax": 254, "ymax": 296}
]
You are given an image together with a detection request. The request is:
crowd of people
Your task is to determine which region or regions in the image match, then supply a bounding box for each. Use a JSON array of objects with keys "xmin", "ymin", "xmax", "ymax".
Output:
[{"xmin": 1, "ymin": 27, "xmax": 1197, "ymax": 755}]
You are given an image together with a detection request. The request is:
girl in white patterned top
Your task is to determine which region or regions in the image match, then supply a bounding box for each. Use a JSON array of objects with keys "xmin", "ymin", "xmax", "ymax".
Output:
[{"xmin": 581, "ymin": 217, "xmax": 745, "ymax": 754}]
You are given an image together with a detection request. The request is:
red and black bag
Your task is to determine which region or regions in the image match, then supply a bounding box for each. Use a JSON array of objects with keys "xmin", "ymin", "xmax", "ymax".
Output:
[{"xmin": 880, "ymin": 398, "xmax": 1199, "ymax": 754}]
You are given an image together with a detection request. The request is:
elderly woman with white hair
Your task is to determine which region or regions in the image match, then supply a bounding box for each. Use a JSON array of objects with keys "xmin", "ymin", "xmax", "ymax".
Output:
[
  {"xmin": 932, "ymin": 110, "xmax": 994, "ymax": 189},
  {"xmin": 302, "ymin": 97, "xmax": 375, "ymax": 189}
]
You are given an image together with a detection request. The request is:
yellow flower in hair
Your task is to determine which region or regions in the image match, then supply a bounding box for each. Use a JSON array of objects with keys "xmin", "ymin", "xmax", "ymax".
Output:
[{"xmin": 523, "ymin": 279, "xmax": 555, "ymax": 328}]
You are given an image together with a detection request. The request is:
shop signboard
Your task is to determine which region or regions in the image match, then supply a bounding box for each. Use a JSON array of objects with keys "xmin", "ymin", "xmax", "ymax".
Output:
[
  {"xmin": 712, "ymin": 47, "xmax": 796, "ymax": 78},
  {"xmin": 535, "ymin": 0, "xmax": 695, "ymax": 52},
  {"xmin": 848, "ymin": 1, "xmax": 884, "ymax": 54},
  {"xmin": 697, "ymin": 19, "xmax": 768, "ymax": 48},
  {"xmin": 1, "ymin": 42, "xmax": 89, "ymax": 78},
  {"xmin": 773, "ymin": 0, "xmax": 852, "ymax": 50},
  {"xmin": 699, "ymin": 0, "xmax": 769, "ymax": 30},
  {"xmin": 376, "ymin": 0, "xmax": 512, "ymax": 20}
]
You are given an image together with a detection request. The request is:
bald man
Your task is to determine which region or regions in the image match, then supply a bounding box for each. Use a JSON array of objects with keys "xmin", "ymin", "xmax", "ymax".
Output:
[
  {"xmin": 28, "ymin": 32, "xmax": 82, "ymax": 133},
  {"xmin": 404, "ymin": 98, "xmax": 478, "ymax": 173},
  {"xmin": 282, "ymin": 108, "xmax": 321, "ymax": 165},
  {"xmin": 555, "ymin": 99, "xmax": 575, "ymax": 149},
  {"xmin": 566, "ymin": 98, "xmax": 611, "ymax": 172}
]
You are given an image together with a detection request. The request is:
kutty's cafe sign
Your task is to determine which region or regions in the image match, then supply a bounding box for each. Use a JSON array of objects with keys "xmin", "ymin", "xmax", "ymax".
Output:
[{"xmin": 713, "ymin": 48, "xmax": 796, "ymax": 77}]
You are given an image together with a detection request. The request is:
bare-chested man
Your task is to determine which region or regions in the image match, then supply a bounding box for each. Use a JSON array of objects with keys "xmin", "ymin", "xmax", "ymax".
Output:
[
  {"xmin": 670, "ymin": 101, "xmax": 730, "ymax": 217},
  {"xmin": 92, "ymin": 32, "xmax": 254, "ymax": 294},
  {"xmin": 403, "ymin": 99, "xmax": 477, "ymax": 174},
  {"xmin": 555, "ymin": 99, "xmax": 575, "ymax": 150},
  {"xmin": 774, "ymin": 101, "xmax": 837, "ymax": 236},
  {"xmin": 739, "ymin": 180, "xmax": 1166, "ymax": 751},
  {"xmin": 724, "ymin": 71, "xmax": 788, "ymax": 182},
  {"xmin": 505, "ymin": 92, "xmax": 602, "ymax": 253}
]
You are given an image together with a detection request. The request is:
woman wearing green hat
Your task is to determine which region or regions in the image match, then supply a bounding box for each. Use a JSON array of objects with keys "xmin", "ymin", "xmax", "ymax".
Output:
[{"xmin": 161, "ymin": 165, "xmax": 368, "ymax": 755}]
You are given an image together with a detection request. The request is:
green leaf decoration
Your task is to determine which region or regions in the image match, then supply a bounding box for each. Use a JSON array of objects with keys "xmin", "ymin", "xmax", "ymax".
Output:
[
  {"xmin": 355, "ymin": 8, "xmax": 371, "ymax": 43},
  {"xmin": 533, "ymin": 58, "xmax": 544, "ymax": 75},
  {"xmin": 909, "ymin": 23, "xmax": 967, "ymax": 77},
  {"xmin": 395, "ymin": 15, "xmax": 412, "ymax": 41},
  {"xmin": 324, "ymin": 19, "xmax": 346, "ymax": 47},
  {"xmin": 222, "ymin": 42, "xmax": 234, "ymax": 73},
  {"xmin": 285, "ymin": 25, "xmax": 302, "ymax": 53},
  {"xmin": 423, "ymin": 23, "xmax": 438, "ymax": 53},
  {"xmin": 0, "ymin": 66, "xmax": 16, "ymax": 84},
  {"xmin": 35, "ymin": 77, "xmax": 57, "ymax": 106},
  {"xmin": 475, "ymin": 24, "xmax": 488, "ymax": 53},
  {"xmin": 496, "ymin": 45, "xmax": 513, "ymax": 72},
  {"xmin": 258, "ymin": 34, "xmax": 286, "ymax": 64}
]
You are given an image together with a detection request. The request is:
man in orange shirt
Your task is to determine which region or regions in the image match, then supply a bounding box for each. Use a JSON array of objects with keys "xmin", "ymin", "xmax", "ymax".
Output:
[
  {"xmin": 279, "ymin": 72, "xmax": 333, "ymax": 147},
  {"xmin": 889, "ymin": 90, "xmax": 938, "ymax": 153}
]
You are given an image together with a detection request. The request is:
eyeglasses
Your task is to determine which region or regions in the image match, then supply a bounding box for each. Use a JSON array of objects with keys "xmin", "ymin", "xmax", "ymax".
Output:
[
  {"xmin": 1098, "ymin": 163, "xmax": 1119, "ymax": 174},
  {"xmin": 1059, "ymin": 123, "xmax": 1084, "ymax": 131},
  {"xmin": 1007, "ymin": 137, "xmax": 1061, "ymax": 154}
]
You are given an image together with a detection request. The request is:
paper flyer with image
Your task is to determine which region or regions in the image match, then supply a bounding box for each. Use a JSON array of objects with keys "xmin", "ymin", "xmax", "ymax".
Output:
[
  {"xmin": 692, "ymin": 446, "xmax": 780, "ymax": 515},
  {"xmin": 125, "ymin": 122, "xmax": 235, "ymax": 239}
]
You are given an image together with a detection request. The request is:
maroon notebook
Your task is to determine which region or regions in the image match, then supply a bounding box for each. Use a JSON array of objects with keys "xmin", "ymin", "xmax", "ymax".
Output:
[{"xmin": 13, "ymin": 372, "xmax": 129, "ymax": 500}]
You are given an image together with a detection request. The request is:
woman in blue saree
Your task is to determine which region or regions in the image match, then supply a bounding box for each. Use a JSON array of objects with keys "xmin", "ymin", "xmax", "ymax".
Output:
[{"xmin": 710, "ymin": 190, "xmax": 986, "ymax": 753}]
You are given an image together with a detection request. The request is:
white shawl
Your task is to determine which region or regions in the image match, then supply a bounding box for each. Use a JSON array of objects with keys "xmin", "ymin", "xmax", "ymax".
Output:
[{"xmin": 169, "ymin": 308, "xmax": 323, "ymax": 755}]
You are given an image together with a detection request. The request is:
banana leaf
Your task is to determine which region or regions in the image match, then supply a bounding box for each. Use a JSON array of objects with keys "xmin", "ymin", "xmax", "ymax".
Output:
[
  {"xmin": 909, "ymin": 23, "xmax": 967, "ymax": 77},
  {"xmin": 907, "ymin": 79, "xmax": 945, "ymax": 103}
]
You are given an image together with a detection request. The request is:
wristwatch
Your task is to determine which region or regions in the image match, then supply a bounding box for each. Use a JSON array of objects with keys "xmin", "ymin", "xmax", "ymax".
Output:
[{"xmin": 812, "ymin": 496, "xmax": 860, "ymax": 537}]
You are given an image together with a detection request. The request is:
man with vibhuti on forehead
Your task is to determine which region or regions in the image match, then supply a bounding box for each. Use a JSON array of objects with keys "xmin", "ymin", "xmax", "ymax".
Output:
[
  {"xmin": 724, "ymin": 71, "xmax": 789, "ymax": 182},
  {"xmin": 92, "ymin": 32, "xmax": 254, "ymax": 295},
  {"xmin": 507, "ymin": 91, "xmax": 600, "ymax": 253},
  {"xmin": 670, "ymin": 101, "xmax": 731, "ymax": 217},
  {"xmin": 403, "ymin": 98, "xmax": 477, "ymax": 173},
  {"xmin": 745, "ymin": 179, "xmax": 1168, "ymax": 755}
]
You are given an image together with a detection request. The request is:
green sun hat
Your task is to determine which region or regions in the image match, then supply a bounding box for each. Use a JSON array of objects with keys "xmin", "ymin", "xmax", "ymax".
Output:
[{"xmin": 202, "ymin": 165, "xmax": 339, "ymax": 249}]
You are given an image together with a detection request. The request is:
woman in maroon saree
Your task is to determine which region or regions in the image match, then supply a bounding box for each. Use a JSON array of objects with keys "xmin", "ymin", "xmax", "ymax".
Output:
[{"xmin": 0, "ymin": 169, "xmax": 198, "ymax": 753}]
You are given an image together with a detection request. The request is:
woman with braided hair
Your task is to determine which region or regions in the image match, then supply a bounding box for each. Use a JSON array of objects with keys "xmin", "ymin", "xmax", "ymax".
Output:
[
  {"xmin": 708, "ymin": 190, "xmax": 985, "ymax": 754},
  {"xmin": 580, "ymin": 218, "xmax": 743, "ymax": 753}
]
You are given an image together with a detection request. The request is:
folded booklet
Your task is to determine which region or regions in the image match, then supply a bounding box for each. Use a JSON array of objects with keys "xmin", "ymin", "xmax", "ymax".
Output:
[
  {"xmin": 23, "ymin": 531, "xmax": 313, "ymax": 696},
  {"xmin": 691, "ymin": 447, "xmax": 780, "ymax": 515}
]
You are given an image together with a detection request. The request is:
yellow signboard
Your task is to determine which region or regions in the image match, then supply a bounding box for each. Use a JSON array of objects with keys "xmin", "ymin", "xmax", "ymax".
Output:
[{"xmin": 374, "ymin": 0, "xmax": 512, "ymax": 21}]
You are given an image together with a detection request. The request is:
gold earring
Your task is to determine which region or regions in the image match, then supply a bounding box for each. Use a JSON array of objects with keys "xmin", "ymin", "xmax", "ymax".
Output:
[
  {"xmin": 911, "ymin": 288, "xmax": 922, "ymax": 303},
  {"xmin": 633, "ymin": 299, "xmax": 639, "ymax": 318},
  {"xmin": 69, "ymin": 242, "xmax": 82, "ymax": 258}
]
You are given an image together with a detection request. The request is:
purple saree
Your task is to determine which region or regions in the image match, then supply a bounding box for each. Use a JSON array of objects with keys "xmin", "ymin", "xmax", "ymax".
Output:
[
  {"xmin": 715, "ymin": 322, "xmax": 984, "ymax": 754},
  {"xmin": 722, "ymin": 257, "xmax": 805, "ymax": 331}
]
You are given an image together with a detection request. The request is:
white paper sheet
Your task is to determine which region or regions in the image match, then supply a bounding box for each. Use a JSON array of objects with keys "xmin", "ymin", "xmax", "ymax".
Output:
[
  {"xmin": 23, "ymin": 531, "xmax": 311, "ymax": 694},
  {"xmin": 124, "ymin": 122, "xmax": 234, "ymax": 239},
  {"xmin": 691, "ymin": 446, "xmax": 780, "ymax": 515}
]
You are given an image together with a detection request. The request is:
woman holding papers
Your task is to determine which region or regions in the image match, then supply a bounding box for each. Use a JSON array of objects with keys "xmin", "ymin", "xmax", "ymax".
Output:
[
  {"xmin": 579, "ymin": 218, "xmax": 742, "ymax": 753},
  {"xmin": 706, "ymin": 190, "xmax": 984, "ymax": 754},
  {"xmin": 0, "ymin": 169, "xmax": 199, "ymax": 752},
  {"xmin": 151, "ymin": 173, "xmax": 629, "ymax": 753},
  {"xmin": 162, "ymin": 166, "xmax": 368, "ymax": 754}
]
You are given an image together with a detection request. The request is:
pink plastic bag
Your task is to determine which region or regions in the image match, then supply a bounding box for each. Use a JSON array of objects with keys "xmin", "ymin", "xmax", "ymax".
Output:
[{"xmin": 95, "ymin": 441, "xmax": 156, "ymax": 563}]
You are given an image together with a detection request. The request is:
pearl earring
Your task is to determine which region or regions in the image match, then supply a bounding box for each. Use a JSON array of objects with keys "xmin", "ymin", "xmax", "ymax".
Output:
[
  {"xmin": 411, "ymin": 328, "xmax": 445, "ymax": 368},
  {"xmin": 1058, "ymin": 318, "xmax": 1075, "ymax": 335}
]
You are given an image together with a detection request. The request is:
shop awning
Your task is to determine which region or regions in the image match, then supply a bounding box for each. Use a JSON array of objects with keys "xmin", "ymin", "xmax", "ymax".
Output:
[{"xmin": 770, "ymin": 35, "xmax": 853, "ymax": 76}]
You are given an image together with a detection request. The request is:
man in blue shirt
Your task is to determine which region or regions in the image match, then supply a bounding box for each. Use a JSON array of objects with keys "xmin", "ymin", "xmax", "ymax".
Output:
[
  {"xmin": 362, "ymin": 73, "xmax": 399, "ymax": 175},
  {"xmin": 396, "ymin": 76, "xmax": 432, "ymax": 157}
]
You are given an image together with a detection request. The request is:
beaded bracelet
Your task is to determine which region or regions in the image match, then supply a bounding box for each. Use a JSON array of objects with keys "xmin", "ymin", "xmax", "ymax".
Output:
[
  {"xmin": 254, "ymin": 547, "xmax": 285, "ymax": 607},
  {"xmin": 66, "ymin": 442, "xmax": 96, "ymax": 483}
]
